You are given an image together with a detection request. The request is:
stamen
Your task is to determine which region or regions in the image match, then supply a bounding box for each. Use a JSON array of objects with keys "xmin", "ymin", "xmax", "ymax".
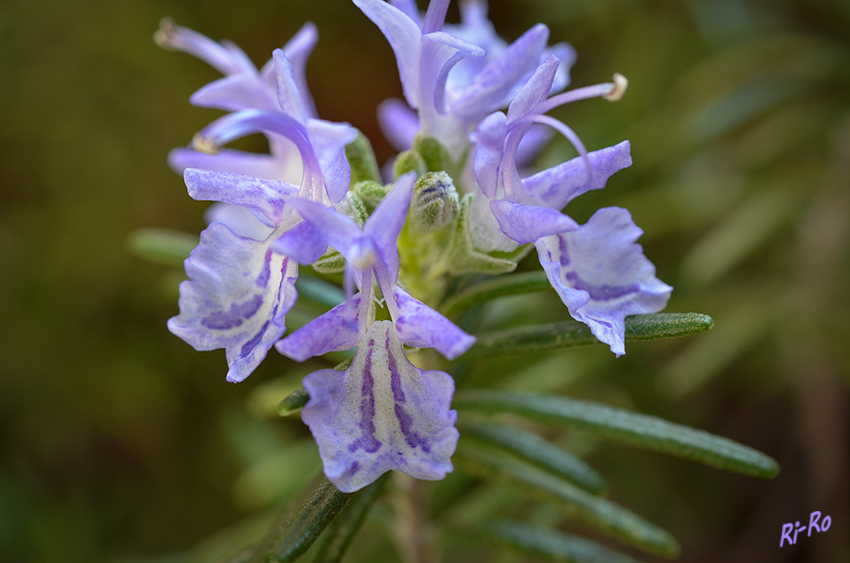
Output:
[
  {"xmin": 153, "ymin": 18, "xmax": 178, "ymax": 50},
  {"xmin": 513, "ymin": 114, "xmax": 591, "ymax": 185},
  {"xmin": 357, "ymin": 269, "xmax": 373, "ymax": 333},
  {"xmin": 191, "ymin": 133, "xmax": 220, "ymax": 155},
  {"xmin": 422, "ymin": 0, "xmax": 451, "ymax": 34},
  {"xmin": 603, "ymin": 73, "xmax": 628, "ymax": 102},
  {"xmin": 531, "ymin": 81, "xmax": 621, "ymax": 118}
]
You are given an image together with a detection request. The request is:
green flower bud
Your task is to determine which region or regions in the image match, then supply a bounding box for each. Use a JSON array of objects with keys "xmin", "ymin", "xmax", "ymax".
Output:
[
  {"xmin": 344, "ymin": 132, "xmax": 381, "ymax": 184},
  {"xmin": 340, "ymin": 191, "xmax": 368, "ymax": 227},
  {"xmin": 393, "ymin": 150, "xmax": 427, "ymax": 179},
  {"xmin": 352, "ymin": 180, "xmax": 387, "ymax": 214},
  {"xmin": 410, "ymin": 171, "xmax": 459, "ymax": 232},
  {"xmin": 413, "ymin": 134, "xmax": 453, "ymax": 173}
]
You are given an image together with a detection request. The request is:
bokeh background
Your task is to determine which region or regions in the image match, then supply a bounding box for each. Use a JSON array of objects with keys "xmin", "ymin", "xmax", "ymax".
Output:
[{"xmin": 2, "ymin": 0, "xmax": 849, "ymax": 561}]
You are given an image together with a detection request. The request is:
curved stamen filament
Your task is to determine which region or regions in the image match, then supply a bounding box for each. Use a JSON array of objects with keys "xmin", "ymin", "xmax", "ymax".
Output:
[
  {"xmin": 530, "ymin": 74, "xmax": 627, "ymax": 119},
  {"xmin": 513, "ymin": 114, "xmax": 591, "ymax": 184},
  {"xmin": 422, "ymin": 0, "xmax": 451, "ymax": 34}
]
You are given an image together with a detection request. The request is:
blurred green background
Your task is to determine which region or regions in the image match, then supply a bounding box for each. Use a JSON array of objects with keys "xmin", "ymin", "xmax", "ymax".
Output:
[{"xmin": 1, "ymin": 0, "xmax": 849, "ymax": 561}]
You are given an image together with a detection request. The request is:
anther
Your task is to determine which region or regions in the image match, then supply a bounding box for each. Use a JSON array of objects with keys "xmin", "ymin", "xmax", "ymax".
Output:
[{"xmin": 603, "ymin": 73, "xmax": 628, "ymax": 102}]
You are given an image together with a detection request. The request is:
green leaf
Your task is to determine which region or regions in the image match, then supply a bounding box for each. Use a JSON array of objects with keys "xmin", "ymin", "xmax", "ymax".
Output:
[
  {"xmin": 127, "ymin": 228, "xmax": 198, "ymax": 266},
  {"xmin": 258, "ymin": 477, "xmax": 353, "ymax": 563},
  {"xmin": 470, "ymin": 520, "xmax": 645, "ymax": 563},
  {"xmin": 454, "ymin": 390, "xmax": 779, "ymax": 479},
  {"xmin": 294, "ymin": 276, "xmax": 345, "ymax": 310},
  {"xmin": 459, "ymin": 420, "xmax": 607, "ymax": 494},
  {"xmin": 312, "ymin": 474, "xmax": 388, "ymax": 563},
  {"xmin": 455, "ymin": 447, "xmax": 679, "ymax": 557},
  {"xmin": 464, "ymin": 313, "xmax": 715, "ymax": 359},
  {"xmin": 439, "ymin": 271, "xmax": 551, "ymax": 316},
  {"xmin": 277, "ymin": 388, "xmax": 310, "ymax": 417}
]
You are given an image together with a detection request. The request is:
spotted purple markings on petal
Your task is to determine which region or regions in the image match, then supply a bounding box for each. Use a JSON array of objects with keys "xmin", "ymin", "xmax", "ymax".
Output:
[
  {"xmin": 558, "ymin": 236, "xmax": 570, "ymax": 267},
  {"xmin": 386, "ymin": 331, "xmax": 429, "ymax": 451},
  {"xmin": 201, "ymin": 294, "xmax": 263, "ymax": 329},
  {"xmin": 240, "ymin": 320, "xmax": 271, "ymax": 356},
  {"xmin": 255, "ymin": 249, "xmax": 273, "ymax": 288},
  {"xmin": 564, "ymin": 271, "xmax": 639, "ymax": 301},
  {"xmin": 239, "ymin": 258, "xmax": 291, "ymax": 358},
  {"xmin": 349, "ymin": 341, "xmax": 382, "ymax": 454}
]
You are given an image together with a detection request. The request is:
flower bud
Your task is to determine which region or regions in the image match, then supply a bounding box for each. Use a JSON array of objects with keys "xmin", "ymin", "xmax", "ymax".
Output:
[
  {"xmin": 410, "ymin": 172, "xmax": 459, "ymax": 232},
  {"xmin": 352, "ymin": 180, "xmax": 387, "ymax": 214},
  {"xmin": 393, "ymin": 150, "xmax": 427, "ymax": 180}
]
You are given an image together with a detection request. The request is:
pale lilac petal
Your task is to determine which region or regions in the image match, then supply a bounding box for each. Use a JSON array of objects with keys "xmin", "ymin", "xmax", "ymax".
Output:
[
  {"xmin": 522, "ymin": 141, "xmax": 632, "ymax": 209},
  {"xmin": 184, "ymin": 169, "xmax": 297, "ymax": 227},
  {"xmin": 195, "ymin": 110, "xmax": 324, "ymax": 197},
  {"xmin": 535, "ymin": 207, "xmax": 673, "ymax": 356},
  {"xmin": 378, "ymin": 99, "xmax": 419, "ymax": 152},
  {"xmin": 155, "ymin": 20, "xmax": 254, "ymax": 76},
  {"xmin": 205, "ymin": 203, "xmax": 273, "ymax": 242},
  {"xmin": 390, "ymin": 0, "xmax": 420, "ymax": 25},
  {"xmin": 306, "ymin": 119, "xmax": 358, "ymax": 204},
  {"xmin": 451, "ymin": 24, "xmax": 550, "ymax": 118},
  {"xmin": 302, "ymin": 321, "xmax": 458, "ymax": 492},
  {"xmin": 546, "ymin": 42, "xmax": 577, "ymax": 93},
  {"xmin": 189, "ymin": 73, "xmax": 277, "ymax": 112},
  {"xmin": 421, "ymin": 32, "xmax": 485, "ymax": 115},
  {"xmin": 168, "ymin": 223, "xmax": 298, "ymax": 382},
  {"xmin": 270, "ymin": 220, "xmax": 328, "ymax": 264},
  {"xmin": 471, "ymin": 111, "xmax": 506, "ymax": 199},
  {"xmin": 490, "ymin": 200, "xmax": 578, "ymax": 245},
  {"xmin": 393, "ymin": 289, "xmax": 475, "ymax": 359},
  {"xmin": 353, "ymin": 0, "xmax": 423, "ymax": 108},
  {"xmin": 273, "ymin": 50, "xmax": 307, "ymax": 123},
  {"xmin": 275, "ymin": 295, "xmax": 362, "ymax": 361},
  {"xmin": 286, "ymin": 198, "xmax": 362, "ymax": 258},
  {"xmin": 506, "ymin": 54, "xmax": 560, "ymax": 123},
  {"xmin": 364, "ymin": 173, "xmax": 415, "ymax": 284},
  {"xmin": 281, "ymin": 22, "xmax": 319, "ymax": 118},
  {"xmin": 168, "ymin": 147, "xmax": 284, "ymax": 179}
]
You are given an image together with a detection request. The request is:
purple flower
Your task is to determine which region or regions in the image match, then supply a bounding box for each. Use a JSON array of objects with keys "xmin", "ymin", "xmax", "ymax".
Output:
[
  {"xmin": 473, "ymin": 55, "xmax": 671, "ymax": 355},
  {"xmin": 155, "ymin": 19, "xmax": 320, "ymax": 182},
  {"xmin": 274, "ymin": 173, "xmax": 474, "ymax": 491},
  {"xmin": 168, "ymin": 170, "xmax": 302, "ymax": 382},
  {"xmin": 356, "ymin": 0, "xmax": 574, "ymax": 154}
]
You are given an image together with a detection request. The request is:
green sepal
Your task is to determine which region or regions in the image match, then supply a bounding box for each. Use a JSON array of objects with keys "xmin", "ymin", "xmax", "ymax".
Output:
[
  {"xmin": 464, "ymin": 313, "xmax": 716, "ymax": 359},
  {"xmin": 311, "ymin": 249, "xmax": 346, "ymax": 274},
  {"xmin": 341, "ymin": 192, "xmax": 368, "ymax": 228},
  {"xmin": 440, "ymin": 271, "xmax": 551, "ymax": 316},
  {"xmin": 345, "ymin": 132, "xmax": 381, "ymax": 184},
  {"xmin": 277, "ymin": 388, "xmax": 310, "ymax": 417},
  {"xmin": 393, "ymin": 150, "xmax": 427, "ymax": 179},
  {"xmin": 127, "ymin": 227, "xmax": 198, "ymax": 266},
  {"xmin": 469, "ymin": 520, "xmax": 645, "ymax": 563},
  {"xmin": 442, "ymin": 194, "xmax": 517, "ymax": 275},
  {"xmin": 455, "ymin": 446, "xmax": 680, "ymax": 557},
  {"xmin": 459, "ymin": 420, "xmax": 607, "ymax": 494},
  {"xmin": 352, "ymin": 180, "xmax": 388, "ymax": 214},
  {"xmin": 312, "ymin": 474, "xmax": 388, "ymax": 563},
  {"xmin": 258, "ymin": 477, "xmax": 353, "ymax": 563},
  {"xmin": 454, "ymin": 390, "xmax": 780, "ymax": 479},
  {"xmin": 413, "ymin": 134, "xmax": 454, "ymax": 173}
]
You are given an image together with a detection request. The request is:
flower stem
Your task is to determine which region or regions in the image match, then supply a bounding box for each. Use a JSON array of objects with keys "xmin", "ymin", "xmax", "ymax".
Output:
[{"xmin": 393, "ymin": 473, "xmax": 433, "ymax": 563}]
